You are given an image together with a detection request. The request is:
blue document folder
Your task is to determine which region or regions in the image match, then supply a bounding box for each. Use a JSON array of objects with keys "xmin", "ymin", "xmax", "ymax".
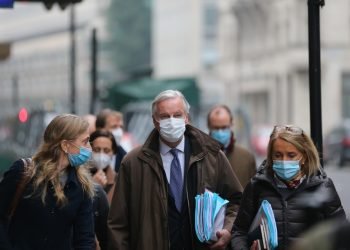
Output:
[
  {"xmin": 195, "ymin": 190, "xmax": 229, "ymax": 243},
  {"xmin": 248, "ymin": 200, "xmax": 278, "ymax": 250}
]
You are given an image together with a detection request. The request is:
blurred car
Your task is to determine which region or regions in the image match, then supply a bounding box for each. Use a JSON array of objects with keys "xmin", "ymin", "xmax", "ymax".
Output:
[
  {"xmin": 0, "ymin": 110, "xmax": 57, "ymax": 177},
  {"xmin": 323, "ymin": 120, "xmax": 350, "ymax": 167}
]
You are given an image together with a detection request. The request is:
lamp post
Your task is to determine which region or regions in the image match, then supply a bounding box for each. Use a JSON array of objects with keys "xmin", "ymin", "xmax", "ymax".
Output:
[
  {"xmin": 90, "ymin": 28, "xmax": 97, "ymax": 114},
  {"xmin": 69, "ymin": 3, "xmax": 76, "ymax": 114},
  {"xmin": 308, "ymin": 0, "xmax": 325, "ymax": 165}
]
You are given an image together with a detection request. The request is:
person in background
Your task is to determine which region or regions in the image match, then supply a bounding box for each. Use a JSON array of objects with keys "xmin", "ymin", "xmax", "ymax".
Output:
[
  {"xmin": 231, "ymin": 125, "xmax": 345, "ymax": 250},
  {"xmin": 92, "ymin": 179, "xmax": 109, "ymax": 250},
  {"xmin": 108, "ymin": 90, "xmax": 243, "ymax": 250},
  {"xmin": 83, "ymin": 114, "xmax": 97, "ymax": 135},
  {"xmin": 89, "ymin": 129, "xmax": 117, "ymax": 203},
  {"xmin": 95, "ymin": 109, "xmax": 127, "ymax": 172},
  {"xmin": 82, "ymin": 115, "xmax": 110, "ymax": 250},
  {"xmin": 0, "ymin": 114, "xmax": 95, "ymax": 249},
  {"xmin": 207, "ymin": 105, "xmax": 256, "ymax": 188}
]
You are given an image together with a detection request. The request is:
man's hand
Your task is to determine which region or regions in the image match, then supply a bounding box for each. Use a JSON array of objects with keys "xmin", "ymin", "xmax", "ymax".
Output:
[{"xmin": 209, "ymin": 229, "xmax": 232, "ymax": 250}]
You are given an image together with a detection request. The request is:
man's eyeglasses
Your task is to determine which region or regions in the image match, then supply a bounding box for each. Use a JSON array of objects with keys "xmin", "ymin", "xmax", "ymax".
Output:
[{"xmin": 273, "ymin": 125, "xmax": 303, "ymax": 135}]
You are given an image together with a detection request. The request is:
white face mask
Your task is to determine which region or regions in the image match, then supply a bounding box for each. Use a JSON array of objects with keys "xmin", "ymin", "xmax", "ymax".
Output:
[
  {"xmin": 159, "ymin": 117, "xmax": 186, "ymax": 143},
  {"xmin": 112, "ymin": 128, "xmax": 123, "ymax": 145},
  {"xmin": 92, "ymin": 153, "xmax": 112, "ymax": 170}
]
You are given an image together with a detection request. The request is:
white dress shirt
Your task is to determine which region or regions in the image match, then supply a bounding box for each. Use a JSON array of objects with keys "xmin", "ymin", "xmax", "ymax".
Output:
[{"xmin": 159, "ymin": 136, "xmax": 185, "ymax": 184}]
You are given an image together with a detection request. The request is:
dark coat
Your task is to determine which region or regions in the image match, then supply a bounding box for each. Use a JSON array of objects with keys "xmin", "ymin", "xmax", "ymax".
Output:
[
  {"xmin": 231, "ymin": 163, "xmax": 345, "ymax": 250},
  {"xmin": 93, "ymin": 184, "xmax": 109, "ymax": 250},
  {"xmin": 114, "ymin": 145, "xmax": 126, "ymax": 172},
  {"xmin": 0, "ymin": 159, "xmax": 95, "ymax": 250},
  {"xmin": 225, "ymin": 144, "xmax": 256, "ymax": 189},
  {"xmin": 107, "ymin": 125, "xmax": 243, "ymax": 250}
]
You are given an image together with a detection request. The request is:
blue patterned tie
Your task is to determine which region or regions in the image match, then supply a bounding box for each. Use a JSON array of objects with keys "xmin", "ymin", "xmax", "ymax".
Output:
[{"xmin": 169, "ymin": 148, "xmax": 183, "ymax": 212}]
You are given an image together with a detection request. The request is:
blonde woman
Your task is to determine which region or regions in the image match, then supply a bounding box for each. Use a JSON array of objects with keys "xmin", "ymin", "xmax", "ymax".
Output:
[
  {"xmin": 0, "ymin": 114, "xmax": 95, "ymax": 250},
  {"xmin": 231, "ymin": 125, "xmax": 345, "ymax": 250}
]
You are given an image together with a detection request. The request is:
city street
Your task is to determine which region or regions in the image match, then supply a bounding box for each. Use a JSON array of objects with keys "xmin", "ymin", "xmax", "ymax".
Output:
[{"xmin": 325, "ymin": 165, "xmax": 350, "ymax": 218}]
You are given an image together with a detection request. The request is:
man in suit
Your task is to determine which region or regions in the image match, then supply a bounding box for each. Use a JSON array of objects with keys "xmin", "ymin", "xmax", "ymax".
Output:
[
  {"xmin": 108, "ymin": 90, "xmax": 243, "ymax": 250},
  {"xmin": 207, "ymin": 105, "xmax": 256, "ymax": 188}
]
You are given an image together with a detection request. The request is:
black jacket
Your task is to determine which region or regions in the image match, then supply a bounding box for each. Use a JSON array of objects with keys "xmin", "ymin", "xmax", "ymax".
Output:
[
  {"xmin": 114, "ymin": 145, "xmax": 127, "ymax": 172},
  {"xmin": 0, "ymin": 159, "xmax": 95, "ymax": 250},
  {"xmin": 93, "ymin": 184, "xmax": 109, "ymax": 250},
  {"xmin": 231, "ymin": 163, "xmax": 345, "ymax": 250}
]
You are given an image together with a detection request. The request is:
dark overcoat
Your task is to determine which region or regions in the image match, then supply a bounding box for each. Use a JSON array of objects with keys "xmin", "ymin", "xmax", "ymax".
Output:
[{"xmin": 0, "ymin": 159, "xmax": 95, "ymax": 250}]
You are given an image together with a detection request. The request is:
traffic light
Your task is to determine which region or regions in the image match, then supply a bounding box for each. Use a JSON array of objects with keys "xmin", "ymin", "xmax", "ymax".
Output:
[{"xmin": 15, "ymin": 0, "xmax": 83, "ymax": 10}]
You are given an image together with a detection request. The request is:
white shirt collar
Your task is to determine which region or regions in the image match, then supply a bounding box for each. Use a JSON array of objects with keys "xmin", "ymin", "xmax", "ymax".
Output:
[{"xmin": 159, "ymin": 136, "xmax": 185, "ymax": 155}]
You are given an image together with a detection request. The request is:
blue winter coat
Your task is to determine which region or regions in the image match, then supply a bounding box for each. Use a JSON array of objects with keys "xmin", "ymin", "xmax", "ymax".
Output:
[{"xmin": 0, "ymin": 159, "xmax": 95, "ymax": 250}]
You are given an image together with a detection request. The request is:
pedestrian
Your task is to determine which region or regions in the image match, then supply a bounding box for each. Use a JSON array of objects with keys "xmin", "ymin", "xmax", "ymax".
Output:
[
  {"xmin": 92, "ymin": 183, "xmax": 109, "ymax": 250},
  {"xmin": 107, "ymin": 90, "xmax": 243, "ymax": 250},
  {"xmin": 95, "ymin": 109, "xmax": 127, "ymax": 172},
  {"xmin": 0, "ymin": 114, "xmax": 95, "ymax": 250},
  {"xmin": 89, "ymin": 129, "xmax": 117, "ymax": 203},
  {"xmin": 207, "ymin": 105, "xmax": 256, "ymax": 188},
  {"xmin": 231, "ymin": 125, "xmax": 345, "ymax": 250},
  {"xmin": 83, "ymin": 114, "xmax": 97, "ymax": 135}
]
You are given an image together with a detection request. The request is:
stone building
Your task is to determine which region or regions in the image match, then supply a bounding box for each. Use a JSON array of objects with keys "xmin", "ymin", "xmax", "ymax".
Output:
[
  {"xmin": 0, "ymin": 1, "xmax": 108, "ymax": 118},
  {"xmin": 153, "ymin": 0, "xmax": 350, "ymax": 136},
  {"xmin": 216, "ymin": 0, "xmax": 350, "ymax": 134}
]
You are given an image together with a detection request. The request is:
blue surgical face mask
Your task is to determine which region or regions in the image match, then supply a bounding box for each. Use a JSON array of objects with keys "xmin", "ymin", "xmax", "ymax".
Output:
[
  {"xmin": 272, "ymin": 160, "xmax": 300, "ymax": 181},
  {"xmin": 210, "ymin": 128, "xmax": 231, "ymax": 148},
  {"xmin": 68, "ymin": 145, "xmax": 92, "ymax": 167}
]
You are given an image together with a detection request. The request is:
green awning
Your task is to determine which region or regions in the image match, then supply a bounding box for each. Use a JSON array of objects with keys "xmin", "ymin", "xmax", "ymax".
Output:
[{"xmin": 105, "ymin": 77, "xmax": 199, "ymax": 110}]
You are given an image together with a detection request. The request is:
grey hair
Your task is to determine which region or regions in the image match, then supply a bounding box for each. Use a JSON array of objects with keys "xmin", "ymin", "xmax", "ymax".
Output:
[{"xmin": 151, "ymin": 90, "xmax": 191, "ymax": 115}]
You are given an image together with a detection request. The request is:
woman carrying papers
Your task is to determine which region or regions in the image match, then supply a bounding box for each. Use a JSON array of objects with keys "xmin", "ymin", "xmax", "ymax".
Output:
[{"xmin": 231, "ymin": 125, "xmax": 345, "ymax": 250}]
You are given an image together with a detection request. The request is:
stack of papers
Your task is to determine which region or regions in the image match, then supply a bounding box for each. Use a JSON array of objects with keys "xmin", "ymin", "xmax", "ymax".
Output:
[
  {"xmin": 195, "ymin": 190, "xmax": 229, "ymax": 243},
  {"xmin": 248, "ymin": 200, "xmax": 278, "ymax": 250}
]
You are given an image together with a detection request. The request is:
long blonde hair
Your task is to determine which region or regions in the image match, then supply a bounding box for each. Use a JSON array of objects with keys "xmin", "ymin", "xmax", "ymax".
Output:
[
  {"xmin": 266, "ymin": 125, "xmax": 321, "ymax": 177},
  {"xmin": 27, "ymin": 114, "xmax": 94, "ymax": 206}
]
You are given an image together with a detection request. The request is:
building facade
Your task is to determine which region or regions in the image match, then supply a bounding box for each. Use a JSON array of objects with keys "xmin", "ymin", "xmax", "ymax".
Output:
[
  {"xmin": 217, "ymin": 0, "xmax": 350, "ymax": 134},
  {"xmin": 153, "ymin": 0, "xmax": 350, "ymax": 136},
  {"xmin": 0, "ymin": 1, "xmax": 108, "ymax": 118}
]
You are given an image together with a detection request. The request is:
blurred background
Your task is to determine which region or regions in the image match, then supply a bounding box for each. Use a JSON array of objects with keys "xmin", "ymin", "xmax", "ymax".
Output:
[{"xmin": 0, "ymin": 0, "xmax": 350, "ymax": 216}]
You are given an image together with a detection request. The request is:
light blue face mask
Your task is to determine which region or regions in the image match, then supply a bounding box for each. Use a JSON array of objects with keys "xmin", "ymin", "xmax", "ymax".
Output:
[
  {"xmin": 272, "ymin": 160, "xmax": 300, "ymax": 181},
  {"xmin": 210, "ymin": 128, "xmax": 231, "ymax": 148},
  {"xmin": 68, "ymin": 145, "xmax": 92, "ymax": 167}
]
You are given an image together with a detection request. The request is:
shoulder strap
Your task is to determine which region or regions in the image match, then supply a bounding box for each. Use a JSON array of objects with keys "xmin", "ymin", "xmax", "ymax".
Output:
[{"xmin": 8, "ymin": 158, "xmax": 32, "ymax": 219}]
